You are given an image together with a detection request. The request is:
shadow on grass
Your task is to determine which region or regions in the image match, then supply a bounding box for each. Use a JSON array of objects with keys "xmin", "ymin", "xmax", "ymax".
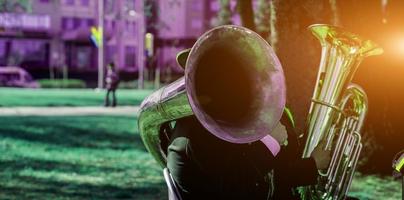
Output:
[
  {"xmin": 0, "ymin": 174, "xmax": 167, "ymax": 200},
  {"xmin": 0, "ymin": 158, "xmax": 119, "ymax": 174},
  {"xmin": 0, "ymin": 116, "xmax": 146, "ymax": 151}
]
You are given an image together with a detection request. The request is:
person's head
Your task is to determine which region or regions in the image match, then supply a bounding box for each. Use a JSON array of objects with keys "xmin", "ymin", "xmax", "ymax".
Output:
[{"xmin": 108, "ymin": 62, "xmax": 115, "ymax": 70}]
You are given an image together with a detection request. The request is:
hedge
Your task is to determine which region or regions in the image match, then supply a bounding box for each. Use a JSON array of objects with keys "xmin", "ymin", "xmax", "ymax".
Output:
[{"xmin": 38, "ymin": 79, "xmax": 86, "ymax": 88}]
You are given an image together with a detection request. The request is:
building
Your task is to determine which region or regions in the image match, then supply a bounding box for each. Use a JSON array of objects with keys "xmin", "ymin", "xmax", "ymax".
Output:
[
  {"xmin": 0, "ymin": 0, "xmax": 144, "ymax": 82},
  {"xmin": 0, "ymin": 0, "xmax": 260, "ymax": 84}
]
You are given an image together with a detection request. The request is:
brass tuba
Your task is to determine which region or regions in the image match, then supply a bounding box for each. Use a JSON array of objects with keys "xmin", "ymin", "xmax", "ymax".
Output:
[
  {"xmin": 138, "ymin": 25, "xmax": 286, "ymax": 167},
  {"xmin": 301, "ymin": 24, "xmax": 383, "ymax": 200}
]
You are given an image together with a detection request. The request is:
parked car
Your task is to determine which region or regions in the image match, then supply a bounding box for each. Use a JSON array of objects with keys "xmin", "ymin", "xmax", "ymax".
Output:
[{"xmin": 0, "ymin": 66, "xmax": 39, "ymax": 88}]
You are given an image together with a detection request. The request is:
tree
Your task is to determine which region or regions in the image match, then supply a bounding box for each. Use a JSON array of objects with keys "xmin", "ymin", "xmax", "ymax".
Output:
[
  {"xmin": 255, "ymin": 0, "xmax": 271, "ymax": 40},
  {"xmin": 236, "ymin": 0, "xmax": 255, "ymax": 30},
  {"xmin": 270, "ymin": 0, "xmax": 335, "ymax": 135},
  {"xmin": 0, "ymin": 0, "xmax": 31, "ymax": 12},
  {"xmin": 213, "ymin": 0, "xmax": 233, "ymax": 26}
]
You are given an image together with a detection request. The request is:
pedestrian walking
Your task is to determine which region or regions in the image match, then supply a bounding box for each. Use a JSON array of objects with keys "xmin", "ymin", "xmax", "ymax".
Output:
[{"xmin": 104, "ymin": 62, "xmax": 120, "ymax": 107}]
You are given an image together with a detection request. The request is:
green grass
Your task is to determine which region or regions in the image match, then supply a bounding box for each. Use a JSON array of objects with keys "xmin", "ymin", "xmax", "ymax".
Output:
[
  {"xmin": 0, "ymin": 88, "xmax": 152, "ymax": 107},
  {"xmin": 0, "ymin": 115, "xmax": 400, "ymax": 200},
  {"xmin": 349, "ymin": 173, "xmax": 401, "ymax": 200},
  {"xmin": 0, "ymin": 116, "xmax": 167, "ymax": 200}
]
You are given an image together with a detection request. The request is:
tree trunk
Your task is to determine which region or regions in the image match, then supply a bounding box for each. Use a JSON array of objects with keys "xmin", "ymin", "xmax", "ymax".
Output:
[
  {"xmin": 236, "ymin": 0, "xmax": 256, "ymax": 31},
  {"xmin": 270, "ymin": 0, "xmax": 334, "ymax": 134}
]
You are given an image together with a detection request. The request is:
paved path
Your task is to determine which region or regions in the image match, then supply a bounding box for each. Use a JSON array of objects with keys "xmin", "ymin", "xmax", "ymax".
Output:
[{"xmin": 0, "ymin": 106, "xmax": 140, "ymax": 116}]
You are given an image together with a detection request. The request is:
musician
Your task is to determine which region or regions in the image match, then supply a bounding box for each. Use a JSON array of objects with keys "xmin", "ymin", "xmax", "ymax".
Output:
[
  {"xmin": 272, "ymin": 109, "xmax": 331, "ymax": 199},
  {"xmin": 166, "ymin": 51, "xmax": 331, "ymax": 200}
]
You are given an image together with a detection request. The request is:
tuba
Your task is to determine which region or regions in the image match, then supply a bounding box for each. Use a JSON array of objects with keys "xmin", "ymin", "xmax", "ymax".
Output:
[
  {"xmin": 301, "ymin": 24, "xmax": 383, "ymax": 199},
  {"xmin": 138, "ymin": 25, "xmax": 286, "ymax": 167}
]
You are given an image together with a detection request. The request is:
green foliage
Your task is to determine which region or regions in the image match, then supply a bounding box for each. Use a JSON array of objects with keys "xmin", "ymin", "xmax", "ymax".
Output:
[
  {"xmin": 0, "ymin": 88, "xmax": 152, "ymax": 107},
  {"xmin": 349, "ymin": 173, "xmax": 401, "ymax": 200},
  {"xmin": 38, "ymin": 79, "xmax": 87, "ymax": 89},
  {"xmin": 213, "ymin": 0, "xmax": 232, "ymax": 26},
  {"xmin": 0, "ymin": 116, "xmax": 167, "ymax": 200},
  {"xmin": 119, "ymin": 80, "xmax": 165, "ymax": 90},
  {"xmin": 255, "ymin": 0, "xmax": 271, "ymax": 39},
  {"xmin": 0, "ymin": 0, "xmax": 32, "ymax": 12},
  {"xmin": 297, "ymin": 172, "xmax": 401, "ymax": 200},
  {"xmin": 118, "ymin": 81, "xmax": 138, "ymax": 89}
]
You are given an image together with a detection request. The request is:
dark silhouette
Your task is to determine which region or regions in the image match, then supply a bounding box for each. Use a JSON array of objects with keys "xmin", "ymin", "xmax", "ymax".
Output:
[
  {"xmin": 104, "ymin": 62, "xmax": 120, "ymax": 107},
  {"xmin": 167, "ymin": 112, "xmax": 331, "ymax": 199}
]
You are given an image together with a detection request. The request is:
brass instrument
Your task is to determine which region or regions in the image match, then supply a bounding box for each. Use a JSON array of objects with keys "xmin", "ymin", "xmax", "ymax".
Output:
[
  {"xmin": 138, "ymin": 25, "xmax": 286, "ymax": 167},
  {"xmin": 301, "ymin": 24, "xmax": 383, "ymax": 200}
]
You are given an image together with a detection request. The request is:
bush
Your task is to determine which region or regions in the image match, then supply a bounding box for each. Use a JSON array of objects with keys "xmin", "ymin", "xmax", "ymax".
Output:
[
  {"xmin": 38, "ymin": 79, "xmax": 86, "ymax": 88},
  {"xmin": 119, "ymin": 80, "xmax": 164, "ymax": 89},
  {"xmin": 118, "ymin": 80, "xmax": 137, "ymax": 89}
]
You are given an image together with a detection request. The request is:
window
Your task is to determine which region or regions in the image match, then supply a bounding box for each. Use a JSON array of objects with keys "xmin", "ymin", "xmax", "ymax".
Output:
[
  {"xmin": 191, "ymin": 19, "xmax": 202, "ymax": 29},
  {"xmin": 86, "ymin": 19, "xmax": 95, "ymax": 27},
  {"xmin": 125, "ymin": 46, "xmax": 136, "ymax": 67},
  {"xmin": 76, "ymin": 46, "xmax": 91, "ymax": 68},
  {"xmin": 0, "ymin": 40, "xmax": 6, "ymax": 58},
  {"xmin": 9, "ymin": 39, "xmax": 48, "ymax": 67},
  {"xmin": 64, "ymin": 0, "xmax": 75, "ymax": 5},
  {"xmin": 80, "ymin": 0, "xmax": 89, "ymax": 6},
  {"xmin": 0, "ymin": 39, "xmax": 7, "ymax": 65},
  {"xmin": 105, "ymin": 0, "xmax": 115, "ymax": 14},
  {"xmin": 104, "ymin": 20, "xmax": 112, "ymax": 31},
  {"xmin": 76, "ymin": 18, "xmax": 92, "ymax": 28},
  {"xmin": 62, "ymin": 17, "xmax": 92, "ymax": 29},
  {"xmin": 125, "ymin": 21, "xmax": 136, "ymax": 35},
  {"xmin": 125, "ymin": 0, "xmax": 136, "ymax": 11},
  {"xmin": 106, "ymin": 45, "xmax": 116, "ymax": 65},
  {"xmin": 191, "ymin": 1, "xmax": 202, "ymax": 11},
  {"xmin": 62, "ymin": 17, "xmax": 74, "ymax": 30},
  {"xmin": 73, "ymin": 18, "xmax": 81, "ymax": 28}
]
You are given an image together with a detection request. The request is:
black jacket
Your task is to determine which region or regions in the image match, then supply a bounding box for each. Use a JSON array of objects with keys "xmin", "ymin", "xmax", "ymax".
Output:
[
  {"xmin": 167, "ymin": 113, "xmax": 317, "ymax": 200},
  {"xmin": 272, "ymin": 114, "xmax": 318, "ymax": 199}
]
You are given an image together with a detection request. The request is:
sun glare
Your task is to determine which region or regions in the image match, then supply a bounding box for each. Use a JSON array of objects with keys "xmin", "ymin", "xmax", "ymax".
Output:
[{"xmin": 395, "ymin": 38, "xmax": 404, "ymax": 55}]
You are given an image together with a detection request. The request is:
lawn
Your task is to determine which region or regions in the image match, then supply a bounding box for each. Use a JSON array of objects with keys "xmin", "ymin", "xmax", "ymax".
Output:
[
  {"xmin": 349, "ymin": 173, "xmax": 401, "ymax": 200},
  {"xmin": 0, "ymin": 115, "xmax": 401, "ymax": 200},
  {"xmin": 0, "ymin": 88, "xmax": 152, "ymax": 107},
  {"xmin": 0, "ymin": 116, "xmax": 166, "ymax": 200}
]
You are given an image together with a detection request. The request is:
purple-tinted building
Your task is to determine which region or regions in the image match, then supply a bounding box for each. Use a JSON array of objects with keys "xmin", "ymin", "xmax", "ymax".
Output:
[
  {"xmin": 0, "ymin": 0, "xmax": 259, "ymax": 82},
  {"xmin": 0, "ymin": 0, "xmax": 144, "ymax": 79}
]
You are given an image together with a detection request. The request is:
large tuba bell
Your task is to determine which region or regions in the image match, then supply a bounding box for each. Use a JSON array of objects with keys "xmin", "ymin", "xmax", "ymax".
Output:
[
  {"xmin": 138, "ymin": 25, "xmax": 286, "ymax": 167},
  {"xmin": 301, "ymin": 24, "xmax": 383, "ymax": 200}
]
